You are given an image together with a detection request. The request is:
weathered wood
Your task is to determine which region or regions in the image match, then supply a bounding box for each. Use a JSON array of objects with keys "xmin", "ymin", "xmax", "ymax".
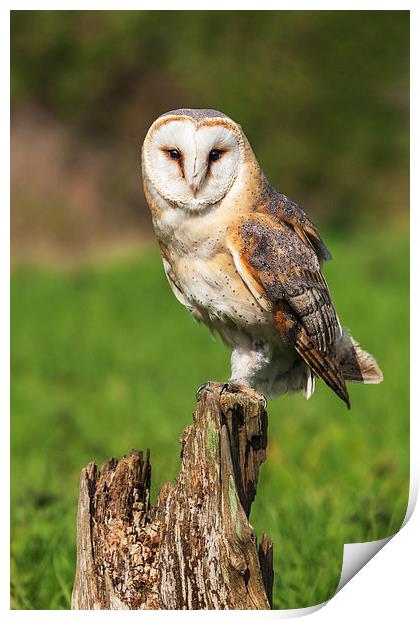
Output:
[{"xmin": 72, "ymin": 382, "xmax": 273, "ymax": 610}]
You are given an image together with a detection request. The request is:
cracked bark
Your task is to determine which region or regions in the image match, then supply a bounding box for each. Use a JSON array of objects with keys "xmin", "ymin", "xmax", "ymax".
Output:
[{"xmin": 71, "ymin": 382, "xmax": 273, "ymax": 610}]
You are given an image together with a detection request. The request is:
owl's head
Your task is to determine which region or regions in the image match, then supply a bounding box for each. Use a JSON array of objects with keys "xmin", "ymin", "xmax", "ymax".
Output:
[{"xmin": 142, "ymin": 109, "xmax": 247, "ymax": 211}]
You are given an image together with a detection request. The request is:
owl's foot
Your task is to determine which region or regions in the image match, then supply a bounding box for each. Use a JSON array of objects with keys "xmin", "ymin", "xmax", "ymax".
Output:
[
  {"xmin": 220, "ymin": 382, "xmax": 267, "ymax": 409},
  {"xmin": 196, "ymin": 381, "xmax": 267, "ymax": 408},
  {"xmin": 196, "ymin": 382, "xmax": 211, "ymax": 400}
]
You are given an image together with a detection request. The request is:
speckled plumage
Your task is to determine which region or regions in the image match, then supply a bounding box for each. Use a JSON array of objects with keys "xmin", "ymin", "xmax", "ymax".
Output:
[{"xmin": 142, "ymin": 108, "xmax": 383, "ymax": 407}]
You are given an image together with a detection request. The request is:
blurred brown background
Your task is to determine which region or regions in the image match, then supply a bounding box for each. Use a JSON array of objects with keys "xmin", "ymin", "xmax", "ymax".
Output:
[{"xmin": 11, "ymin": 10, "xmax": 409, "ymax": 263}]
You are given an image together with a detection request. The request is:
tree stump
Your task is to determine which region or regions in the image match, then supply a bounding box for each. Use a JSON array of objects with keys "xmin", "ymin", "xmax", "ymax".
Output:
[{"xmin": 71, "ymin": 382, "xmax": 273, "ymax": 610}]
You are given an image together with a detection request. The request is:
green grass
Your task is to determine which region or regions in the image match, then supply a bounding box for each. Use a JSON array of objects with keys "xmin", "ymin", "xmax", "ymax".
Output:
[{"xmin": 11, "ymin": 226, "xmax": 409, "ymax": 610}]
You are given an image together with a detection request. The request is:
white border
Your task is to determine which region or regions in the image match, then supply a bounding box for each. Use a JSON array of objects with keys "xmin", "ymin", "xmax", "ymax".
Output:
[
  {"xmin": 1, "ymin": 3, "xmax": 11, "ymax": 618},
  {"xmin": 3, "ymin": 2, "xmax": 416, "ymax": 617},
  {"xmin": 1, "ymin": 1, "xmax": 415, "ymax": 10}
]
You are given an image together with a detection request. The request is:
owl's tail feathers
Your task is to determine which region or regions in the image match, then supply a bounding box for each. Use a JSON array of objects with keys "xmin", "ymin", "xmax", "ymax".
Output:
[{"xmin": 337, "ymin": 331, "xmax": 383, "ymax": 384}]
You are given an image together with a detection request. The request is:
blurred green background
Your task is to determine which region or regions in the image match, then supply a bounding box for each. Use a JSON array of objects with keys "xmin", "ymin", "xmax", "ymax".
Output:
[{"xmin": 11, "ymin": 10, "xmax": 409, "ymax": 610}]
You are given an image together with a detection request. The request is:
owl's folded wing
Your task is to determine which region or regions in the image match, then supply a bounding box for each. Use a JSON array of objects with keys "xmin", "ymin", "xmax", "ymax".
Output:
[
  {"xmin": 259, "ymin": 180, "xmax": 332, "ymax": 263},
  {"xmin": 228, "ymin": 213, "xmax": 350, "ymax": 407}
]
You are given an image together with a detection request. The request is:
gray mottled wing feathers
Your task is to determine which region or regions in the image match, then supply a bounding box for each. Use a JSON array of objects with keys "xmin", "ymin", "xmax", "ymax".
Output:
[
  {"xmin": 229, "ymin": 212, "xmax": 350, "ymax": 407},
  {"xmin": 259, "ymin": 177, "xmax": 332, "ymax": 263}
]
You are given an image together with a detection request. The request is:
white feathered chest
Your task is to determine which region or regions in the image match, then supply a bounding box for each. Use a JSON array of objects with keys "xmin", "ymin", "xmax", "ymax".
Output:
[{"xmin": 151, "ymin": 193, "xmax": 270, "ymax": 331}]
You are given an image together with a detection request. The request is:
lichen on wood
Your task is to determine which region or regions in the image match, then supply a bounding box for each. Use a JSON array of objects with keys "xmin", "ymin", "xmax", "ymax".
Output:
[{"xmin": 72, "ymin": 382, "xmax": 273, "ymax": 610}]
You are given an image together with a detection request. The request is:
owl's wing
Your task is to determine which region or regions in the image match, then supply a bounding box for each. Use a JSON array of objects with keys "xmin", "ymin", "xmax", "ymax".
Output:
[
  {"xmin": 259, "ymin": 180, "xmax": 332, "ymax": 263},
  {"xmin": 160, "ymin": 252, "xmax": 189, "ymax": 307},
  {"xmin": 278, "ymin": 209, "xmax": 332, "ymax": 263},
  {"xmin": 228, "ymin": 213, "xmax": 350, "ymax": 407}
]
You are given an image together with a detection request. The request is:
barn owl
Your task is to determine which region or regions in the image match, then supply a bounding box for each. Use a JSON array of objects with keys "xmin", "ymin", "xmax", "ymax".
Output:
[{"xmin": 141, "ymin": 108, "xmax": 383, "ymax": 408}]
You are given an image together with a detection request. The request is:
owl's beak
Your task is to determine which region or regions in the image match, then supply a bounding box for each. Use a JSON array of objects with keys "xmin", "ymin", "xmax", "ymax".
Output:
[
  {"xmin": 190, "ymin": 177, "xmax": 202, "ymax": 197},
  {"xmin": 188, "ymin": 159, "xmax": 207, "ymax": 197}
]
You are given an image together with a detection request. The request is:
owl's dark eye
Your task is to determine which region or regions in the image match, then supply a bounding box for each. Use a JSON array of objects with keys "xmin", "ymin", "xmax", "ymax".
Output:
[
  {"xmin": 209, "ymin": 149, "xmax": 223, "ymax": 162},
  {"xmin": 168, "ymin": 149, "xmax": 181, "ymax": 160}
]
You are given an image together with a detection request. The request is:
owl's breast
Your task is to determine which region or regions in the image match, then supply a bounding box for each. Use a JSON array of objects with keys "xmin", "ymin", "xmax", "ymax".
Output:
[
  {"xmin": 150, "ymin": 181, "xmax": 271, "ymax": 330},
  {"xmin": 167, "ymin": 249, "xmax": 271, "ymax": 330}
]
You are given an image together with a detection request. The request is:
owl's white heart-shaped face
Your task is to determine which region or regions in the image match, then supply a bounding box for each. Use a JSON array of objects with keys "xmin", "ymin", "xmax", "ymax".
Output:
[{"xmin": 142, "ymin": 113, "xmax": 245, "ymax": 211}]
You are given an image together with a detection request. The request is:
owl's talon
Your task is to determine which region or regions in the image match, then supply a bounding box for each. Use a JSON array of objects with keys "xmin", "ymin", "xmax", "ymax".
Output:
[
  {"xmin": 220, "ymin": 382, "xmax": 241, "ymax": 395},
  {"xmin": 220, "ymin": 382, "xmax": 267, "ymax": 408},
  {"xmin": 196, "ymin": 382, "xmax": 210, "ymax": 400}
]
